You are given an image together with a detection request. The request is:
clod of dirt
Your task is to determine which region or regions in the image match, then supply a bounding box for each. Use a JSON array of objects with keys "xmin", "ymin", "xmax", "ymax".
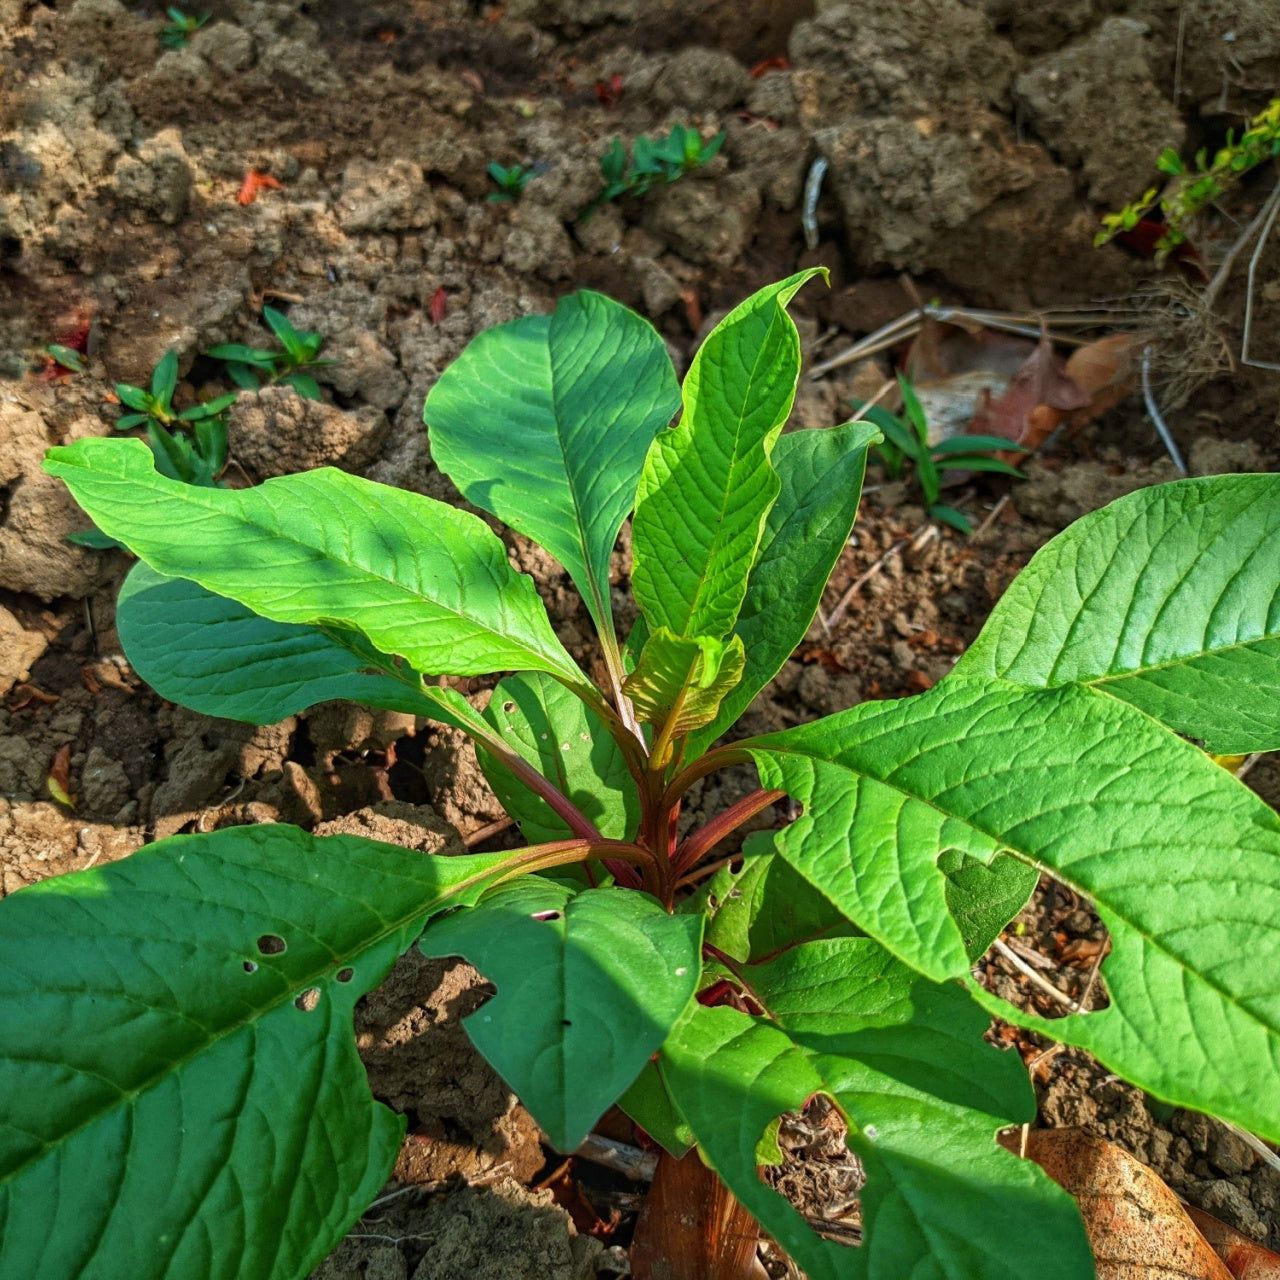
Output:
[
  {"xmin": 0, "ymin": 606, "xmax": 48, "ymax": 698},
  {"xmin": 0, "ymin": 798, "xmax": 142, "ymax": 897},
  {"xmin": 354, "ymin": 946, "xmax": 544, "ymax": 1187},
  {"xmin": 337, "ymin": 159, "xmax": 437, "ymax": 235},
  {"xmin": 642, "ymin": 172, "xmax": 761, "ymax": 267},
  {"xmin": 1014, "ymin": 19, "xmax": 1184, "ymax": 207},
  {"xmin": 313, "ymin": 802, "xmax": 465, "ymax": 858},
  {"xmin": 111, "ymin": 127, "xmax": 193, "ymax": 226},
  {"xmin": 651, "ymin": 47, "xmax": 750, "ymax": 112},
  {"xmin": 229, "ymin": 386, "xmax": 390, "ymax": 478},
  {"xmin": 1013, "ymin": 452, "xmax": 1182, "ymax": 530},
  {"xmin": 0, "ymin": 401, "xmax": 117, "ymax": 601},
  {"xmin": 502, "ymin": 206, "xmax": 577, "ymax": 282}
]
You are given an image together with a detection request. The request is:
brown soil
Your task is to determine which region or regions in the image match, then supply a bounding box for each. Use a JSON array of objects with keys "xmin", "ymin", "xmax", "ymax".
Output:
[{"xmin": 2, "ymin": 0, "xmax": 1279, "ymax": 1275}]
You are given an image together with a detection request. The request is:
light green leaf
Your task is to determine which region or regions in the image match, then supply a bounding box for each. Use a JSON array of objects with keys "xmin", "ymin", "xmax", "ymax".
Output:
[
  {"xmin": 622, "ymin": 626, "xmax": 745, "ymax": 745},
  {"xmin": 631, "ymin": 269, "xmax": 825, "ymax": 641},
  {"xmin": 117, "ymin": 563, "xmax": 491, "ymax": 733},
  {"xmin": 694, "ymin": 831, "xmax": 857, "ymax": 964},
  {"xmin": 659, "ymin": 938, "xmax": 1090, "ymax": 1279},
  {"xmin": 747, "ymin": 677, "xmax": 1280, "ymax": 1140},
  {"xmin": 617, "ymin": 1060, "xmax": 695, "ymax": 1159},
  {"xmin": 0, "ymin": 824, "xmax": 517, "ymax": 1280},
  {"xmin": 419, "ymin": 880, "xmax": 702, "ymax": 1151},
  {"xmin": 941, "ymin": 850, "xmax": 1039, "ymax": 962},
  {"xmin": 686, "ymin": 420, "xmax": 878, "ymax": 755},
  {"xmin": 953, "ymin": 474, "xmax": 1280, "ymax": 752},
  {"xmin": 479, "ymin": 672, "xmax": 640, "ymax": 842},
  {"xmin": 44, "ymin": 438, "xmax": 590, "ymax": 695},
  {"xmin": 425, "ymin": 291, "xmax": 679, "ymax": 636}
]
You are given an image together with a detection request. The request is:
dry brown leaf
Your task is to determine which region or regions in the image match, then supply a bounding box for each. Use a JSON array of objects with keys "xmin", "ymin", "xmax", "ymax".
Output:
[
  {"xmin": 1008, "ymin": 1128, "xmax": 1233, "ymax": 1280},
  {"xmin": 1184, "ymin": 1204, "xmax": 1280, "ymax": 1279},
  {"xmin": 969, "ymin": 334, "xmax": 1088, "ymax": 450},
  {"xmin": 1064, "ymin": 333, "xmax": 1148, "ymax": 430},
  {"xmin": 47, "ymin": 742, "xmax": 75, "ymax": 808}
]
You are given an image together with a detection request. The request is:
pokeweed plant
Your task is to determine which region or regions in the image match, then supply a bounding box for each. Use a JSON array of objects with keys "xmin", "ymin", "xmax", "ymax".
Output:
[
  {"xmin": 6, "ymin": 270, "xmax": 1280, "ymax": 1280},
  {"xmin": 207, "ymin": 305, "xmax": 333, "ymax": 400}
]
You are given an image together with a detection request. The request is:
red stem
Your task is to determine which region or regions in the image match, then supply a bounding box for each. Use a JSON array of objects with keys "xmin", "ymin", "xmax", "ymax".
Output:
[{"xmin": 672, "ymin": 788, "xmax": 785, "ymax": 878}]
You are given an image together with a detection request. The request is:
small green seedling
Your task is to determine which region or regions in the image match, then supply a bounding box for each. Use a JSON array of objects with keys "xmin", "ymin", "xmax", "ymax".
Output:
[
  {"xmin": 1097, "ymin": 97, "xmax": 1280, "ymax": 259},
  {"xmin": 158, "ymin": 6, "xmax": 210, "ymax": 49},
  {"xmin": 13, "ymin": 274, "xmax": 1280, "ymax": 1280},
  {"xmin": 44, "ymin": 343, "xmax": 86, "ymax": 374},
  {"xmin": 581, "ymin": 124, "xmax": 725, "ymax": 219},
  {"xmin": 859, "ymin": 374, "xmax": 1026, "ymax": 533},
  {"xmin": 207, "ymin": 306, "xmax": 333, "ymax": 399},
  {"xmin": 487, "ymin": 161, "xmax": 533, "ymax": 202},
  {"xmin": 112, "ymin": 350, "xmax": 235, "ymax": 487}
]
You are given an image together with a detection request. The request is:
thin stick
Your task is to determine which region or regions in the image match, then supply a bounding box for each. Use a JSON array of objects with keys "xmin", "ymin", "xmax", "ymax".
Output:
[
  {"xmin": 1141, "ymin": 346, "xmax": 1188, "ymax": 475},
  {"xmin": 1204, "ymin": 178, "xmax": 1280, "ymax": 311},
  {"xmin": 574, "ymin": 1133, "xmax": 659, "ymax": 1182},
  {"xmin": 463, "ymin": 816, "xmax": 514, "ymax": 848},
  {"xmin": 970, "ymin": 493, "xmax": 1011, "ymax": 542},
  {"xmin": 1241, "ymin": 182, "xmax": 1280, "ymax": 371},
  {"xmin": 992, "ymin": 937, "xmax": 1080, "ymax": 1012}
]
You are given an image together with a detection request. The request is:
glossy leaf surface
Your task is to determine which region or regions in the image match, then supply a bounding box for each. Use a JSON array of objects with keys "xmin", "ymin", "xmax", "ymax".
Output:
[
  {"xmin": 954, "ymin": 474, "xmax": 1280, "ymax": 752},
  {"xmin": 623, "ymin": 627, "xmax": 746, "ymax": 742},
  {"xmin": 631, "ymin": 270, "xmax": 824, "ymax": 641},
  {"xmin": 45, "ymin": 439, "xmax": 588, "ymax": 693},
  {"xmin": 748, "ymin": 677, "xmax": 1280, "ymax": 1140},
  {"xmin": 426, "ymin": 291, "xmax": 678, "ymax": 633},
  {"xmin": 0, "ymin": 825, "xmax": 515, "ymax": 1280},
  {"xmin": 420, "ymin": 880, "xmax": 702, "ymax": 1150}
]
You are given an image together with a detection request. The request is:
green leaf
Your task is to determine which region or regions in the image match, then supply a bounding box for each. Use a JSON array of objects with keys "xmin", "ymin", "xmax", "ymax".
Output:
[
  {"xmin": 617, "ymin": 1060, "xmax": 694, "ymax": 1158},
  {"xmin": 0, "ymin": 823, "xmax": 517, "ymax": 1280},
  {"xmin": 263, "ymin": 306, "xmax": 303, "ymax": 359},
  {"xmin": 113, "ymin": 412, "xmax": 150, "ymax": 430},
  {"xmin": 114, "ymin": 383, "xmax": 153, "ymax": 413},
  {"xmin": 928, "ymin": 503, "xmax": 972, "ymax": 533},
  {"xmin": 941, "ymin": 851, "xmax": 1039, "ymax": 961},
  {"xmin": 479, "ymin": 671, "xmax": 640, "ymax": 842},
  {"xmin": 178, "ymin": 393, "xmax": 237, "ymax": 420},
  {"xmin": 150, "ymin": 350, "xmax": 179, "ymax": 405},
  {"xmin": 426, "ymin": 291, "xmax": 679, "ymax": 638},
  {"xmin": 207, "ymin": 344, "xmax": 276, "ymax": 368},
  {"xmin": 146, "ymin": 421, "xmax": 195, "ymax": 484},
  {"xmin": 938, "ymin": 457, "xmax": 1025, "ymax": 477},
  {"xmin": 116, "ymin": 563, "xmax": 493, "ymax": 733},
  {"xmin": 696, "ymin": 831, "xmax": 857, "ymax": 964},
  {"xmin": 747, "ymin": 676, "xmax": 1280, "ymax": 1140},
  {"xmin": 932, "ymin": 434, "xmax": 1028, "ymax": 456},
  {"xmin": 67, "ymin": 526, "xmax": 124, "ymax": 550},
  {"xmin": 953, "ymin": 475, "xmax": 1280, "ymax": 752},
  {"xmin": 44, "ymin": 437, "xmax": 591, "ymax": 694},
  {"xmin": 686, "ymin": 421, "xmax": 878, "ymax": 755},
  {"xmin": 659, "ymin": 939, "xmax": 1091, "ymax": 1280},
  {"xmin": 631, "ymin": 269, "xmax": 826, "ymax": 641},
  {"xmin": 282, "ymin": 372, "xmax": 321, "ymax": 400},
  {"xmin": 622, "ymin": 627, "xmax": 746, "ymax": 745},
  {"xmin": 419, "ymin": 880, "xmax": 702, "ymax": 1150}
]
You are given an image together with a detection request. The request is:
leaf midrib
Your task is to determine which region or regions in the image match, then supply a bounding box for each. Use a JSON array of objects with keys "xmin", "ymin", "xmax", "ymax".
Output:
[
  {"xmin": 747, "ymin": 721, "xmax": 1280, "ymax": 1041},
  {"xmin": 0, "ymin": 860, "xmax": 501, "ymax": 1184},
  {"xmin": 61, "ymin": 454, "xmax": 578, "ymax": 683}
]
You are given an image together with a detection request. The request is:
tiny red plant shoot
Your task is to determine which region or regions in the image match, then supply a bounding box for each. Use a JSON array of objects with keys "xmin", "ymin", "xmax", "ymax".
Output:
[{"xmin": 6, "ymin": 274, "xmax": 1279, "ymax": 1280}]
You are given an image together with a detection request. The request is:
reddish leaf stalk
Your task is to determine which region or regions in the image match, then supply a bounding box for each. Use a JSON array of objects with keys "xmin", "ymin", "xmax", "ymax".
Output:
[{"xmin": 672, "ymin": 788, "xmax": 784, "ymax": 878}]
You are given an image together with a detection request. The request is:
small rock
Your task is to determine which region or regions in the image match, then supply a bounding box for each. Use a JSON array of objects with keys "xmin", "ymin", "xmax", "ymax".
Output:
[
  {"xmin": 228, "ymin": 386, "xmax": 389, "ymax": 477},
  {"xmin": 112, "ymin": 127, "xmax": 193, "ymax": 224},
  {"xmin": 1208, "ymin": 1126, "xmax": 1259, "ymax": 1178},
  {"xmin": 652, "ymin": 47, "xmax": 750, "ymax": 112},
  {"xmin": 80, "ymin": 747, "xmax": 134, "ymax": 819},
  {"xmin": 0, "ymin": 606, "xmax": 47, "ymax": 699},
  {"xmin": 188, "ymin": 22, "xmax": 255, "ymax": 75},
  {"xmin": 1194, "ymin": 1179, "xmax": 1268, "ymax": 1242},
  {"xmin": 337, "ymin": 159, "xmax": 435, "ymax": 234}
]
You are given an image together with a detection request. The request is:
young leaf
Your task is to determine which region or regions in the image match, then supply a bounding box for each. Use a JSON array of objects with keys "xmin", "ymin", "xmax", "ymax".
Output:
[
  {"xmin": 150, "ymin": 349, "xmax": 179, "ymax": 405},
  {"xmin": 685, "ymin": 421, "xmax": 878, "ymax": 756},
  {"xmin": 206, "ymin": 343, "xmax": 277, "ymax": 368},
  {"xmin": 44, "ymin": 438, "xmax": 592, "ymax": 696},
  {"xmin": 479, "ymin": 671, "xmax": 640, "ymax": 842},
  {"xmin": 419, "ymin": 880, "xmax": 702, "ymax": 1151},
  {"xmin": 115, "ymin": 564, "xmax": 495, "ymax": 733},
  {"xmin": 0, "ymin": 824, "xmax": 518, "ymax": 1280},
  {"xmin": 747, "ymin": 676, "xmax": 1280, "ymax": 1141},
  {"xmin": 953, "ymin": 474, "xmax": 1280, "ymax": 753},
  {"xmin": 114, "ymin": 383, "xmax": 153, "ymax": 413},
  {"xmin": 264, "ymin": 306, "xmax": 304, "ymax": 360},
  {"xmin": 631, "ymin": 269, "xmax": 825, "ymax": 642},
  {"xmin": 425, "ymin": 291, "xmax": 679, "ymax": 639},
  {"xmin": 622, "ymin": 627, "xmax": 746, "ymax": 743},
  {"xmin": 658, "ymin": 939, "xmax": 1092, "ymax": 1280}
]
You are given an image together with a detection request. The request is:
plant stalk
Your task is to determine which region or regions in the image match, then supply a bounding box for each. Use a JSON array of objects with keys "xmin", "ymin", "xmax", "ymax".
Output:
[{"xmin": 672, "ymin": 789, "xmax": 785, "ymax": 877}]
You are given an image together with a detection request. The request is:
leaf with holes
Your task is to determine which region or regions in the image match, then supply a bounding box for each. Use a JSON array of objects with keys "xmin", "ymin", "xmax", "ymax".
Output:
[
  {"xmin": 44, "ymin": 438, "xmax": 591, "ymax": 697},
  {"xmin": 746, "ymin": 677, "xmax": 1280, "ymax": 1141},
  {"xmin": 419, "ymin": 879, "xmax": 702, "ymax": 1151},
  {"xmin": 953, "ymin": 474, "xmax": 1280, "ymax": 753},
  {"xmin": 658, "ymin": 938, "xmax": 1092, "ymax": 1279},
  {"xmin": 0, "ymin": 824, "xmax": 519, "ymax": 1280}
]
